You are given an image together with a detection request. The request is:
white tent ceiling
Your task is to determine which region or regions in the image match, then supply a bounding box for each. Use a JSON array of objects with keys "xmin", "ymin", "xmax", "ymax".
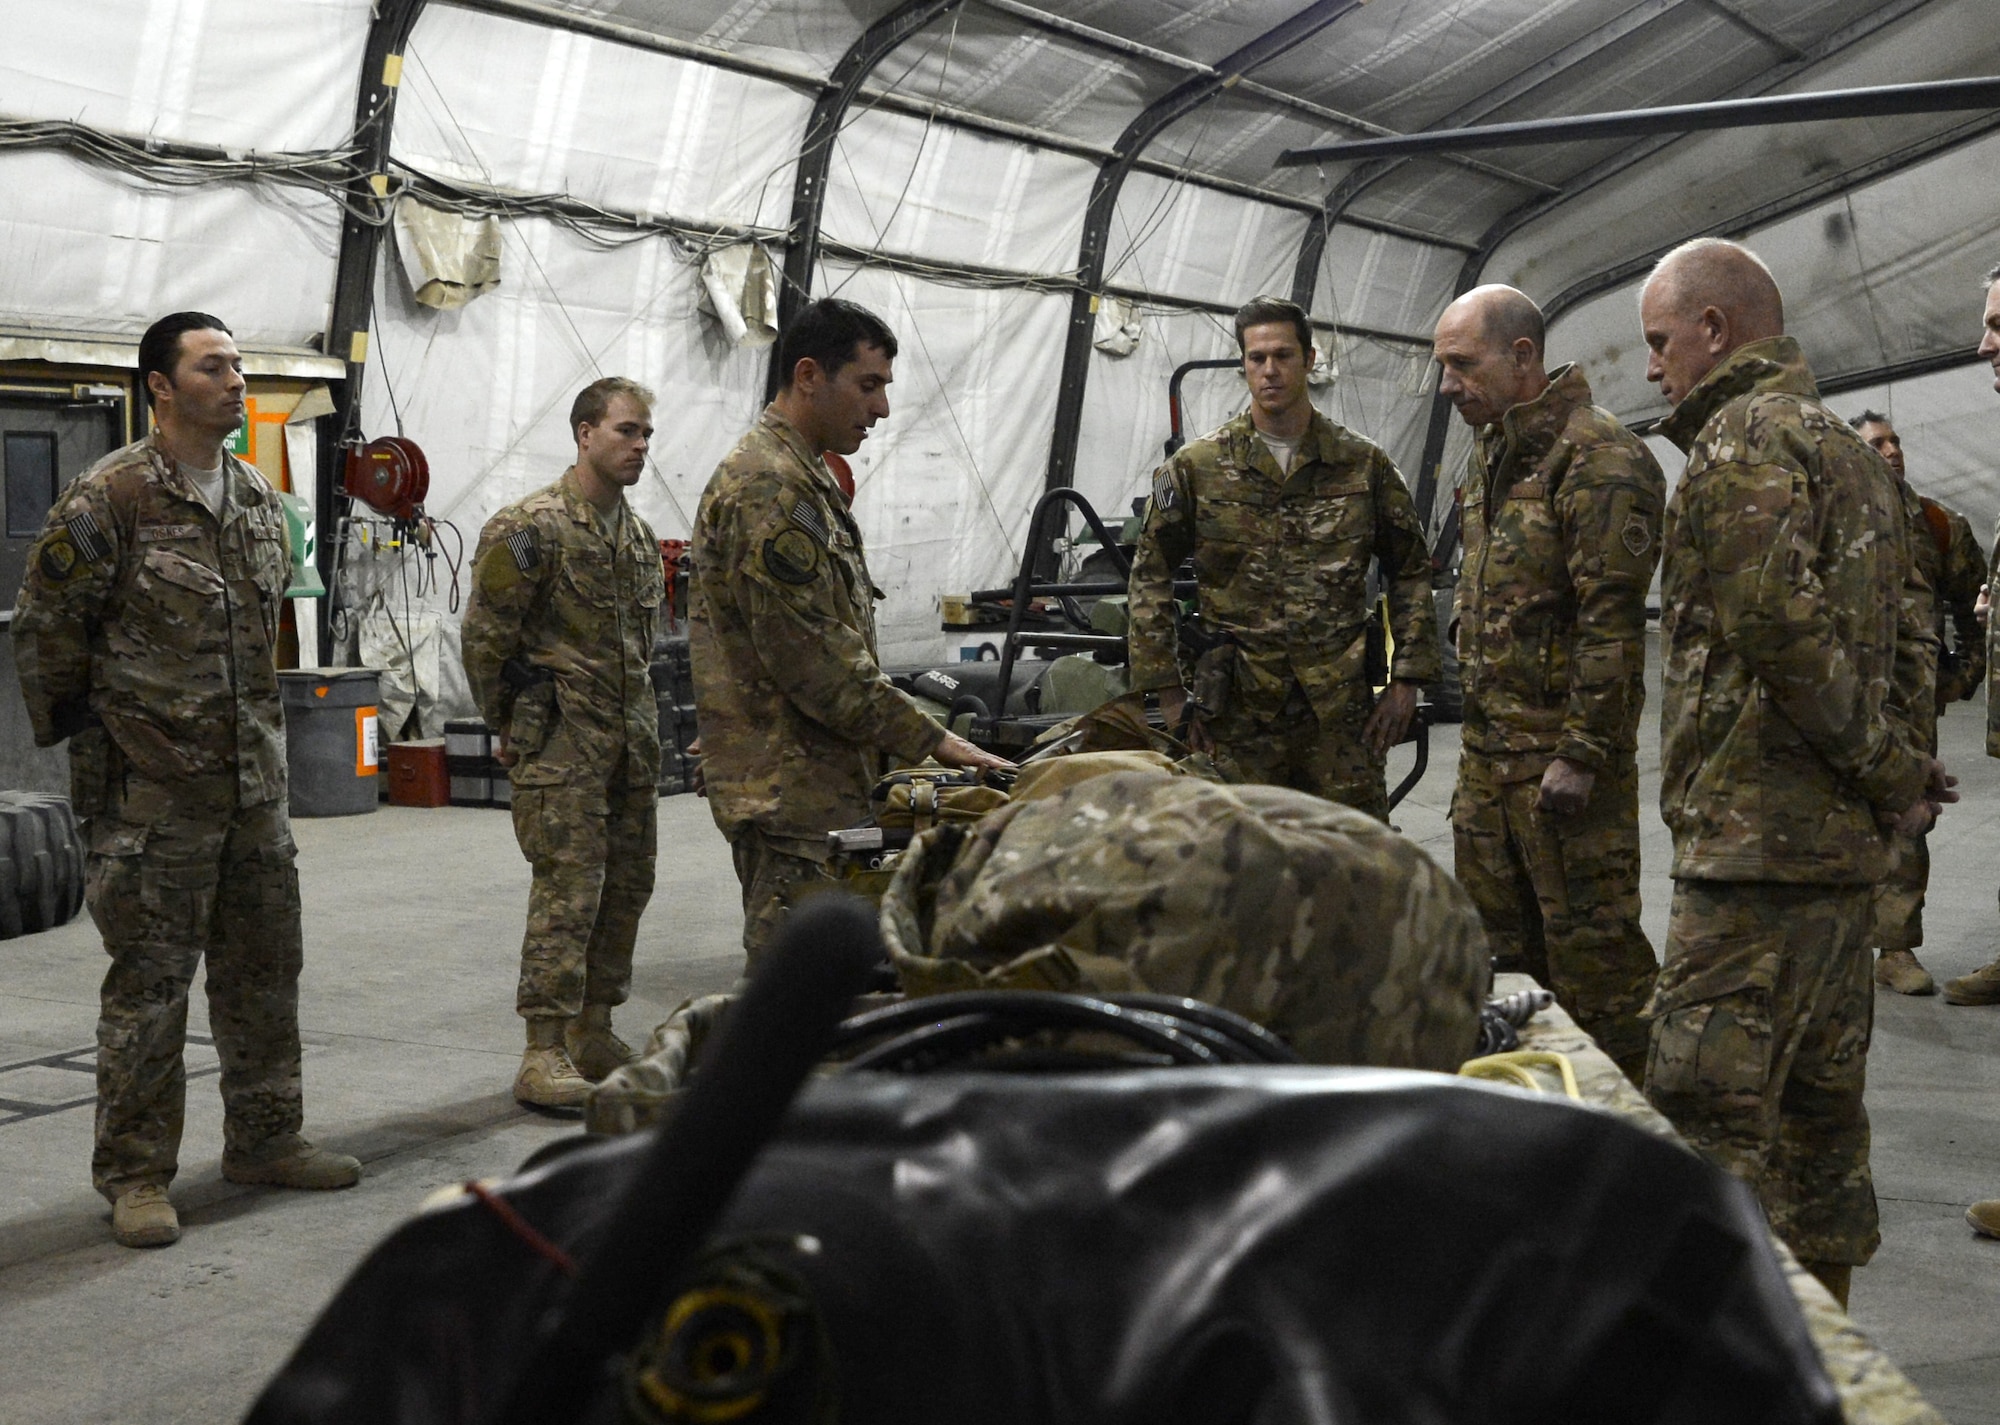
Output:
[{"xmin": 3, "ymin": 0, "xmax": 1996, "ymax": 659}]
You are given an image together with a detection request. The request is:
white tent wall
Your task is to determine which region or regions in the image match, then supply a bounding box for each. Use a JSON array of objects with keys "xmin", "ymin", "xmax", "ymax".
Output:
[
  {"xmin": 1073, "ymin": 306, "xmax": 1240, "ymax": 523},
  {"xmin": 818, "ymin": 107, "xmax": 1095, "ymax": 274},
  {"xmin": 0, "ymin": 151, "xmax": 340, "ymax": 346},
  {"xmin": 1105, "ymin": 174, "xmax": 1303, "ymax": 304},
  {"xmin": 0, "ymin": 0, "xmax": 370, "ymax": 151},
  {"xmin": 811, "ymin": 260, "xmax": 1068, "ymax": 663},
  {"xmin": 397, "ymin": 5, "xmax": 809, "ymax": 232},
  {"xmin": 362, "ymin": 213, "xmax": 767, "ymax": 546}
]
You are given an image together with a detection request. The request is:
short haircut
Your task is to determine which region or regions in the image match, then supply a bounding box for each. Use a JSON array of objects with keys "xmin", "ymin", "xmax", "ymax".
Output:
[
  {"xmin": 777, "ymin": 298, "xmax": 898, "ymax": 389},
  {"xmin": 569, "ymin": 376, "xmax": 655, "ymax": 434},
  {"xmin": 1849, "ymin": 409, "xmax": 1892, "ymax": 431},
  {"xmin": 139, "ymin": 311, "xmax": 231, "ymax": 388},
  {"xmin": 1987, "ymin": 261, "xmax": 2000, "ymax": 287},
  {"xmin": 1232, "ymin": 295, "xmax": 1313, "ymax": 356}
]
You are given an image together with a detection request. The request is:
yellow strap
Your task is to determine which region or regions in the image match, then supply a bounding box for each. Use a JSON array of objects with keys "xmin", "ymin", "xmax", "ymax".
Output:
[{"xmin": 1458, "ymin": 1050, "xmax": 1582, "ymax": 1101}]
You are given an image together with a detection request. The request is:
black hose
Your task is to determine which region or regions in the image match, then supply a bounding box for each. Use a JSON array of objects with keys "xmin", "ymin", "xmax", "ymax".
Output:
[{"xmin": 486, "ymin": 894, "xmax": 885, "ymax": 1425}]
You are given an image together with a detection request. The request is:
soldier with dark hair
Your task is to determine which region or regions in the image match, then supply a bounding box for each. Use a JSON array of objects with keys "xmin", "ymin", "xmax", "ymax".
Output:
[
  {"xmin": 1636, "ymin": 239, "xmax": 1952, "ymax": 1307},
  {"xmin": 1433, "ymin": 284, "xmax": 1664, "ymax": 1081},
  {"xmin": 1845, "ymin": 409, "xmax": 1983, "ymax": 998},
  {"xmin": 1127, "ymin": 294, "xmax": 1438, "ymax": 820},
  {"xmin": 463, "ymin": 375, "xmax": 666, "ymax": 1108},
  {"xmin": 690, "ymin": 298, "xmax": 1009, "ymax": 968},
  {"xmin": 12, "ymin": 311, "xmax": 360, "ymax": 1248}
]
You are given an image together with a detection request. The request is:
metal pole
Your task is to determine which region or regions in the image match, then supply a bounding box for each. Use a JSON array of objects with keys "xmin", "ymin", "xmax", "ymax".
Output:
[{"xmin": 1277, "ymin": 75, "xmax": 2000, "ymax": 166}]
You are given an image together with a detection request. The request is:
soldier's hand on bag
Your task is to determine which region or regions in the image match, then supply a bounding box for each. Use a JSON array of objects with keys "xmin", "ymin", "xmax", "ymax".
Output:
[
  {"xmin": 934, "ymin": 731, "xmax": 1016, "ymax": 774},
  {"xmin": 1363, "ymin": 680, "xmax": 1421, "ymax": 755},
  {"xmin": 1536, "ymin": 757, "xmax": 1596, "ymax": 817},
  {"xmin": 687, "ymin": 737, "xmax": 706, "ymax": 797},
  {"xmin": 494, "ymin": 731, "xmax": 518, "ymax": 768}
]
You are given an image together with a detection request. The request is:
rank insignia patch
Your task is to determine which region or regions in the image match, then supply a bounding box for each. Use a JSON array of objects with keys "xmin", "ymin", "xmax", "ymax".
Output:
[{"xmin": 764, "ymin": 529, "xmax": 821, "ymax": 585}]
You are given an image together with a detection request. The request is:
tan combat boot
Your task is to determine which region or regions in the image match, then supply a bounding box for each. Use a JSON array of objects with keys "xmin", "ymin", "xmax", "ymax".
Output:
[
  {"xmin": 1944, "ymin": 956, "xmax": 2000, "ymax": 1006},
  {"xmin": 111, "ymin": 1183, "xmax": 180, "ymax": 1248},
  {"xmin": 223, "ymin": 1136, "xmax": 362, "ymax": 1190},
  {"xmin": 1874, "ymin": 948, "xmax": 1937, "ymax": 996},
  {"xmin": 516, "ymin": 1017, "xmax": 592, "ymax": 1108},
  {"xmin": 565, "ymin": 1004, "xmax": 640, "ymax": 1082},
  {"xmin": 1968, "ymin": 1200, "xmax": 2000, "ymax": 1239}
]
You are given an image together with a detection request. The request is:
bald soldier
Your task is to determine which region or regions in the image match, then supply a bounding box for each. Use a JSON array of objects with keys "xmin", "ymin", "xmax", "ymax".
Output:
[
  {"xmin": 1434, "ymin": 286, "xmax": 1664, "ymax": 1080},
  {"xmin": 1638, "ymin": 238, "xmax": 1952, "ymax": 1307},
  {"xmin": 1848, "ymin": 409, "xmax": 1985, "ymax": 999}
]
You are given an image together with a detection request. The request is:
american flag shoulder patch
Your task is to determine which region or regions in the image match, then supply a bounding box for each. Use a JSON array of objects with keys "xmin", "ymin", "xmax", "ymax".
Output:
[
  {"xmin": 790, "ymin": 498, "xmax": 829, "ymax": 546},
  {"xmin": 65, "ymin": 511, "xmax": 111, "ymax": 563},
  {"xmin": 506, "ymin": 529, "xmax": 539, "ymax": 573}
]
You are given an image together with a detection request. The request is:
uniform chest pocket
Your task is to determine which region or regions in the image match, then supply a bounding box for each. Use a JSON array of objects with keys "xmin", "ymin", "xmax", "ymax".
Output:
[
  {"xmin": 1289, "ymin": 476, "xmax": 1373, "ymax": 546},
  {"xmin": 127, "ymin": 546, "xmax": 226, "ymax": 651},
  {"xmin": 560, "ymin": 554, "xmax": 619, "ymax": 610},
  {"xmin": 139, "ymin": 546, "xmax": 226, "ymax": 601}
]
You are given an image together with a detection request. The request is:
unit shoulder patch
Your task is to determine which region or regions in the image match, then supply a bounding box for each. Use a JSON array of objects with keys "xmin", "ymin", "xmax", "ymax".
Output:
[
  {"xmin": 764, "ymin": 528, "xmax": 822, "ymax": 585},
  {"xmin": 1620, "ymin": 511, "xmax": 1653, "ymax": 559},
  {"xmin": 38, "ymin": 535, "xmax": 81, "ymax": 583}
]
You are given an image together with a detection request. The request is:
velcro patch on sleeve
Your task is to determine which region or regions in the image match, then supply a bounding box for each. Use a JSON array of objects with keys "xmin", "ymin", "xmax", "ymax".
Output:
[
  {"xmin": 1151, "ymin": 470, "xmax": 1178, "ymax": 512},
  {"xmin": 790, "ymin": 498, "xmax": 830, "ymax": 545},
  {"xmin": 65, "ymin": 511, "xmax": 111, "ymax": 564},
  {"xmin": 1620, "ymin": 511, "xmax": 1653, "ymax": 559},
  {"xmin": 506, "ymin": 529, "xmax": 539, "ymax": 573},
  {"xmin": 763, "ymin": 528, "xmax": 822, "ymax": 585},
  {"xmin": 38, "ymin": 535, "xmax": 82, "ymax": 583}
]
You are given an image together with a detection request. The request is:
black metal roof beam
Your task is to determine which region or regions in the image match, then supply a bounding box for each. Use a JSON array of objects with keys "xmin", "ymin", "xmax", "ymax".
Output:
[
  {"xmin": 1043, "ymin": 0, "xmax": 1368, "ymax": 498},
  {"xmin": 978, "ymin": 0, "xmax": 1543, "ymax": 193},
  {"xmin": 436, "ymin": 0, "xmax": 824, "ymax": 93},
  {"xmin": 1541, "ymin": 108, "xmax": 2000, "ymax": 325},
  {"xmin": 1695, "ymin": 0, "xmax": 1803, "ymax": 61},
  {"xmin": 768, "ymin": 0, "xmax": 969, "ymax": 399},
  {"xmin": 1276, "ymin": 75, "xmax": 2000, "ymax": 165},
  {"xmin": 1290, "ymin": 0, "xmax": 1678, "ymax": 309},
  {"xmin": 322, "ymin": 0, "xmax": 428, "ymax": 652}
]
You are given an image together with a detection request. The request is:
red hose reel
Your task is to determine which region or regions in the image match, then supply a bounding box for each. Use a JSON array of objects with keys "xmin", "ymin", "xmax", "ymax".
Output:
[{"xmin": 343, "ymin": 436, "xmax": 430, "ymax": 522}]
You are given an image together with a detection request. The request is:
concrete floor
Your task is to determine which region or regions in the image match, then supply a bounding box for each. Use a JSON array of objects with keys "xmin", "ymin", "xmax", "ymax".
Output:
[{"xmin": 1, "ymin": 687, "xmax": 1998, "ymax": 1421}]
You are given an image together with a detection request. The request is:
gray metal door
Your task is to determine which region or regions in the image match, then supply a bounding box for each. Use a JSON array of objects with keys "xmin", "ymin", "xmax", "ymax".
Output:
[{"xmin": 0, "ymin": 391, "xmax": 122, "ymax": 610}]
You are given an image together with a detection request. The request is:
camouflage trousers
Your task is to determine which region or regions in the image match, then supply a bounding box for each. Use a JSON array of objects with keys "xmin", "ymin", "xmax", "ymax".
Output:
[
  {"xmin": 1867, "ymin": 830, "xmax": 1927, "ymax": 952},
  {"xmin": 1208, "ymin": 681, "xmax": 1386, "ymax": 822},
  {"xmin": 1451, "ymin": 751, "xmax": 1656, "ymax": 1080},
  {"xmin": 730, "ymin": 826, "xmax": 836, "ymax": 970},
  {"xmin": 510, "ymin": 753, "xmax": 657, "ymax": 1020},
  {"xmin": 1643, "ymin": 880, "xmax": 1878, "ymax": 1267},
  {"xmin": 86, "ymin": 775, "xmax": 303, "ymax": 1203}
]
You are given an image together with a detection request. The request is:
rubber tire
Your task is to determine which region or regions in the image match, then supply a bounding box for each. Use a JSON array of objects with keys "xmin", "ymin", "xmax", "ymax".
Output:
[{"xmin": 0, "ymin": 792, "xmax": 87, "ymax": 938}]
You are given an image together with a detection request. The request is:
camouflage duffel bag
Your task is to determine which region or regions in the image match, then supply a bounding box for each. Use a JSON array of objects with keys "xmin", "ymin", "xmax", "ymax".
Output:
[{"xmin": 880, "ymin": 768, "xmax": 1491, "ymax": 1071}]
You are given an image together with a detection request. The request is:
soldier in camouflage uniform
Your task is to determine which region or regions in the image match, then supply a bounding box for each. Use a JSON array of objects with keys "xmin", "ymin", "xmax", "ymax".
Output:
[
  {"xmin": 689, "ymin": 299, "xmax": 1010, "ymax": 969},
  {"xmin": 1637, "ymin": 241, "xmax": 1950, "ymax": 1306},
  {"xmin": 11, "ymin": 312, "xmax": 360, "ymax": 1249},
  {"xmin": 462, "ymin": 377, "xmax": 666, "ymax": 1109},
  {"xmin": 1848, "ymin": 411, "xmax": 1983, "ymax": 998},
  {"xmin": 1433, "ymin": 286, "xmax": 1664, "ymax": 1081},
  {"xmin": 1964, "ymin": 263, "xmax": 2000, "ymax": 1242},
  {"xmin": 1127, "ymin": 296, "xmax": 1438, "ymax": 820}
]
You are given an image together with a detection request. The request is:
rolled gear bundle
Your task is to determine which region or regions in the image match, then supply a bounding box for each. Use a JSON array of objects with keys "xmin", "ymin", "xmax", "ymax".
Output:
[{"xmin": 880, "ymin": 769, "xmax": 1491, "ymax": 1070}]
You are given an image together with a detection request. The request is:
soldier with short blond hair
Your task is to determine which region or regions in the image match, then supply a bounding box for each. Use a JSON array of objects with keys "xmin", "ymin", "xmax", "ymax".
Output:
[{"xmin": 463, "ymin": 375, "xmax": 666, "ymax": 1109}]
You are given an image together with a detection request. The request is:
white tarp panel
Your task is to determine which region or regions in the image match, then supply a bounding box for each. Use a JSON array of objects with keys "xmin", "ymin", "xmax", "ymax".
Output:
[
  {"xmin": 819, "ymin": 108, "xmax": 1096, "ymax": 275},
  {"xmin": 0, "ymin": 0, "xmax": 371, "ymax": 151},
  {"xmin": 364, "ymin": 214, "xmax": 770, "ymax": 553},
  {"xmin": 0, "ymin": 151, "xmax": 340, "ymax": 345},
  {"xmin": 1311, "ymin": 225, "xmax": 1460, "ymax": 345},
  {"xmin": 813, "ymin": 262, "xmax": 1070, "ymax": 663},
  {"xmin": 396, "ymin": 4, "xmax": 810, "ymax": 232},
  {"xmin": 1074, "ymin": 307, "xmax": 1240, "ymax": 524},
  {"xmin": 1106, "ymin": 176, "xmax": 1304, "ymax": 307}
]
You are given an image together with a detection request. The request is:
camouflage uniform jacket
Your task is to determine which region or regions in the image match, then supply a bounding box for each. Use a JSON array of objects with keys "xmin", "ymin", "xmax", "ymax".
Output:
[
  {"xmin": 10, "ymin": 433, "xmax": 292, "ymax": 810},
  {"xmin": 1456, "ymin": 363, "xmax": 1664, "ymax": 781},
  {"xmin": 1127, "ymin": 409, "xmax": 1439, "ymax": 721},
  {"xmin": 1885, "ymin": 481, "xmax": 1944, "ymax": 757},
  {"xmin": 689, "ymin": 408, "xmax": 942, "ymax": 847},
  {"xmin": 462, "ymin": 469, "xmax": 664, "ymax": 789},
  {"xmin": 1909, "ymin": 491, "xmax": 1984, "ymax": 708},
  {"xmin": 1657, "ymin": 337, "xmax": 1932, "ymax": 884}
]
